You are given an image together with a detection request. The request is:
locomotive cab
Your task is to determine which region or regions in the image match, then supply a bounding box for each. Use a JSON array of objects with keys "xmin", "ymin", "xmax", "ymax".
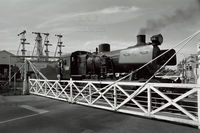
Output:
[{"xmin": 70, "ymin": 51, "xmax": 89, "ymax": 79}]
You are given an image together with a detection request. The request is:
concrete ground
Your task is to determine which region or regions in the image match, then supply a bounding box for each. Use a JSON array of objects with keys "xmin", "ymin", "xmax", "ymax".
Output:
[{"xmin": 0, "ymin": 95, "xmax": 199, "ymax": 133}]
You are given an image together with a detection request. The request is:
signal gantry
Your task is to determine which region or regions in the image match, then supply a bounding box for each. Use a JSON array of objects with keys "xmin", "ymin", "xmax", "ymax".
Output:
[
  {"xmin": 54, "ymin": 34, "xmax": 65, "ymax": 57},
  {"xmin": 42, "ymin": 33, "xmax": 52, "ymax": 60},
  {"xmin": 17, "ymin": 30, "xmax": 30, "ymax": 57}
]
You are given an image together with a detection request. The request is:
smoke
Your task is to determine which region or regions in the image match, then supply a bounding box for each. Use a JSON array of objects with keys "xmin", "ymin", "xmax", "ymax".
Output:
[{"xmin": 139, "ymin": 0, "xmax": 200, "ymax": 34}]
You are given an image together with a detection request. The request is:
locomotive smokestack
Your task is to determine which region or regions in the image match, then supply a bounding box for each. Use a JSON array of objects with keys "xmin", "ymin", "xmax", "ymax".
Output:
[
  {"xmin": 99, "ymin": 43, "xmax": 110, "ymax": 53},
  {"xmin": 137, "ymin": 35, "xmax": 146, "ymax": 45}
]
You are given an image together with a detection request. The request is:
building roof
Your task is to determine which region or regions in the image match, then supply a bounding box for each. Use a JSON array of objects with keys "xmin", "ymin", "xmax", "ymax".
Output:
[{"xmin": 0, "ymin": 50, "xmax": 15, "ymax": 56}]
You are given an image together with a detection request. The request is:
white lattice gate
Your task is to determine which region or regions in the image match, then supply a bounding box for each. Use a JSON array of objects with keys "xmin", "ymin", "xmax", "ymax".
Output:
[{"xmin": 29, "ymin": 78, "xmax": 200, "ymax": 128}]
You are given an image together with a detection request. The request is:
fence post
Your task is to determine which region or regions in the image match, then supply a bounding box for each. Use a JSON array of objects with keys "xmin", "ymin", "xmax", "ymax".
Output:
[
  {"xmin": 14, "ymin": 74, "xmax": 16, "ymax": 93},
  {"xmin": 197, "ymin": 41, "xmax": 200, "ymax": 129},
  {"xmin": 8, "ymin": 55, "xmax": 11, "ymax": 87},
  {"xmin": 147, "ymin": 84, "xmax": 152, "ymax": 117},
  {"xmin": 198, "ymin": 87, "xmax": 200, "ymax": 129},
  {"xmin": 55, "ymin": 81, "xmax": 58, "ymax": 98},
  {"xmin": 70, "ymin": 78, "xmax": 73, "ymax": 103},
  {"xmin": 114, "ymin": 85, "xmax": 117, "ymax": 110},
  {"xmin": 23, "ymin": 59, "xmax": 28, "ymax": 95},
  {"xmin": 45, "ymin": 80, "xmax": 47, "ymax": 96},
  {"xmin": 89, "ymin": 82, "xmax": 92, "ymax": 105},
  {"xmin": 197, "ymin": 67, "xmax": 200, "ymax": 129}
]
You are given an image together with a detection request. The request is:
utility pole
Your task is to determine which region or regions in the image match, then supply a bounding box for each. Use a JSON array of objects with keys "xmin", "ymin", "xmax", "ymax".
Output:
[
  {"xmin": 54, "ymin": 34, "xmax": 65, "ymax": 58},
  {"xmin": 42, "ymin": 33, "xmax": 52, "ymax": 61}
]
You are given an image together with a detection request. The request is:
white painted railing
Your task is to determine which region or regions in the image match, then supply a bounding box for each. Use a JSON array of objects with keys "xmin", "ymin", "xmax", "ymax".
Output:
[{"xmin": 29, "ymin": 78, "xmax": 200, "ymax": 128}]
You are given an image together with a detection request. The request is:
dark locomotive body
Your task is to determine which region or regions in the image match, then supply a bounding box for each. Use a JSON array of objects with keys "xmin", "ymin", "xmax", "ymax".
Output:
[{"xmin": 60, "ymin": 34, "xmax": 176, "ymax": 81}]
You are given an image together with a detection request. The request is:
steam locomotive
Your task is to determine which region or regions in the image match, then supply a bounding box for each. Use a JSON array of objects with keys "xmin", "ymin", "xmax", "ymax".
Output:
[{"xmin": 58, "ymin": 34, "xmax": 176, "ymax": 81}]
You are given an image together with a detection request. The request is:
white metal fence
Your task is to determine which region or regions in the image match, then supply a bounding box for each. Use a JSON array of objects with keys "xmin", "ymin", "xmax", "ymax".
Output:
[{"xmin": 29, "ymin": 78, "xmax": 200, "ymax": 128}]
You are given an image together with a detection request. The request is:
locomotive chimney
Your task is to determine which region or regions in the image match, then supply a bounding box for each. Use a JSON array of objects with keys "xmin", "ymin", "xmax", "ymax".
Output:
[
  {"xmin": 137, "ymin": 35, "xmax": 146, "ymax": 45},
  {"xmin": 99, "ymin": 43, "xmax": 110, "ymax": 53}
]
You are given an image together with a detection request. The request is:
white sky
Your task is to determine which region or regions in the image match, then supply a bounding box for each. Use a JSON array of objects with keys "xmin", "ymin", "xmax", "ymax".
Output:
[{"xmin": 0, "ymin": 0, "xmax": 200, "ymax": 58}]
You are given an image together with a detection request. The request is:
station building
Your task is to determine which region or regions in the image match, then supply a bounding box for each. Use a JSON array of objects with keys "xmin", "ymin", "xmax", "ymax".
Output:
[{"xmin": 0, "ymin": 50, "xmax": 22, "ymax": 80}]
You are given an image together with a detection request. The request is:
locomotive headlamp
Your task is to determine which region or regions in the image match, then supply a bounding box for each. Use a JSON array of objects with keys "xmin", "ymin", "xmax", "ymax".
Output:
[{"xmin": 151, "ymin": 34, "xmax": 163, "ymax": 45}]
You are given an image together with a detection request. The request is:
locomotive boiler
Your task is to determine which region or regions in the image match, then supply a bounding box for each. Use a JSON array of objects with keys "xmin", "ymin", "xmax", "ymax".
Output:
[{"xmin": 60, "ymin": 34, "xmax": 176, "ymax": 80}]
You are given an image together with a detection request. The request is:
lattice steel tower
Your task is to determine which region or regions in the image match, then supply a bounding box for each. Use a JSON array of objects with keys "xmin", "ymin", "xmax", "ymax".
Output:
[
  {"xmin": 54, "ymin": 34, "xmax": 65, "ymax": 57},
  {"xmin": 17, "ymin": 30, "xmax": 30, "ymax": 57}
]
